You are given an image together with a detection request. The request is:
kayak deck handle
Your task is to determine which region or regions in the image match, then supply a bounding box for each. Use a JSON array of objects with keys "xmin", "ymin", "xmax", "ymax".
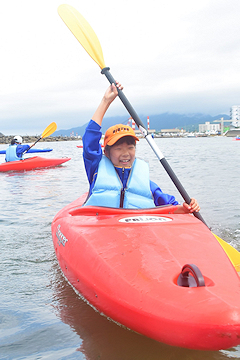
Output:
[{"xmin": 177, "ymin": 264, "xmax": 205, "ymax": 287}]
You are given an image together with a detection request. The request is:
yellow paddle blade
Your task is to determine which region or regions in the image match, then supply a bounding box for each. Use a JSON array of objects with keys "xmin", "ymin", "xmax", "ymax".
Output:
[
  {"xmin": 213, "ymin": 232, "xmax": 240, "ymax": 273},
  {"xmin": 41, "ymin": 122, "xmax": 57, "ymax": 138},
  {"xmin": 58, "ymin": 4, "xmax": 105, "ymax": 69}
]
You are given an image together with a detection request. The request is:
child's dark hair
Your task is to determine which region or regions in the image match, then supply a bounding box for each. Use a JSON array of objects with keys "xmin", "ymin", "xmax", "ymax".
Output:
[
  {"xmin": 11, "ymin": 139, "xmax": 16, "ymax": 145},
  {"xmin": 105, "ymin": 136, "xmax": 136, "ymax": 153}
]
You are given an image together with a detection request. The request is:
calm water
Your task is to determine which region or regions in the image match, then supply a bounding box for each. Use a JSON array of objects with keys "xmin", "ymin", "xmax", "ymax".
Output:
[{"xmin": 1, "ymin": 137, "xmax": 240, "ymax": 360}]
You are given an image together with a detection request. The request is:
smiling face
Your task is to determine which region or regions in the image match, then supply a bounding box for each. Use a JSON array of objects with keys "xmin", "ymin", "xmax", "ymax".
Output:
[{"xmin": 105, "ymin": 136, "xmax": 136, "ymax": 168}]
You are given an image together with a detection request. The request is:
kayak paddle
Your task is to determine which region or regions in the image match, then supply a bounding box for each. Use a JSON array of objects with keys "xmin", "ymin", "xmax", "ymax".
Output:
[
  {"xmin": 212, "ymin": 233, "xmax": 240, "ymax": 272},
  {"xmin": 57, "ymin": 4, "xmax": 240, "ymax": 271},
  {"xmin": 57, "ymin": 5, "xmax": 205, "ymax": 222},
  {"xmin": 24, "ymin": 122, "xmax": 57, "ymax": 154}
]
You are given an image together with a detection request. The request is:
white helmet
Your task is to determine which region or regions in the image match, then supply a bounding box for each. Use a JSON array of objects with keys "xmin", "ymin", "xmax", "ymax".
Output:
[{"xmin": 14, "ymin": 135, "xmax": 22, "ymax": 144}]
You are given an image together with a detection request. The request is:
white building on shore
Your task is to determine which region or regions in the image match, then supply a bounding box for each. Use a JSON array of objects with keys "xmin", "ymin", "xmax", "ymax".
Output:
[
  {"xmin": 230, "ymin": 105, "xmax": 240, "ymax": 128},
  {"xmin": 198, "ymin": 122, "xmax": 220, "ymax": 134}
]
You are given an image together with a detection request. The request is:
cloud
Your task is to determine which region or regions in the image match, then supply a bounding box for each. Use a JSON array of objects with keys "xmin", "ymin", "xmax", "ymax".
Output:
[{"xmin": 1, "ymin": 0, "xmax": 240, "ymax": 134}]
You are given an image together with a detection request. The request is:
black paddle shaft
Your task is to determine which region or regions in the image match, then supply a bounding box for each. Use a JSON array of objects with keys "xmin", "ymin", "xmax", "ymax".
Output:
[
  {"xmin": 23, "ymin": 137, "xmax": 42, "ymax": 155},
  {"xmin": 101, "ymin": 67, "xmax": 208, "ymax": 228},
  {"xmin": 101, "ymin": 67, "xmax": 147, "ymax": 133}
]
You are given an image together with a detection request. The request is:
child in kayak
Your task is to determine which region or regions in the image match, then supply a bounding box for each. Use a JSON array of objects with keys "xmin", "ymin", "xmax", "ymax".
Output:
[
  {"xmin": 82, "ymin": 82, "xmax": 200, "ymax": 212},
  {"xmin": 5, "ymin": 136, "xmax": 30, "ymax": 162}
]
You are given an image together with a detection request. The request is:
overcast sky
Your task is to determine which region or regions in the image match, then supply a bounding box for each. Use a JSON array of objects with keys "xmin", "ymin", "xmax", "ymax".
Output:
[{"xmin": 1, "ymin": 0, "xmax": 240, "ymax": 135}]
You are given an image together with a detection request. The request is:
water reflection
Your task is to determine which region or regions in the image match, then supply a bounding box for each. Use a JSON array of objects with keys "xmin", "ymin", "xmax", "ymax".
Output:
[{"xmin": 50, "ymin": 263, "xmax": 240, "ymax": 360}]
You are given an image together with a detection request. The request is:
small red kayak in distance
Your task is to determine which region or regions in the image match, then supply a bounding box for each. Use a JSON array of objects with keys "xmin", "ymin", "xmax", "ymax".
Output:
[
  {"xmin": 0, "ymin": 156, "xmax": 71, "ymax": 172},
  {"xmin": 52, "ymin": 194, "xmax": 240, "ymax": 351}
]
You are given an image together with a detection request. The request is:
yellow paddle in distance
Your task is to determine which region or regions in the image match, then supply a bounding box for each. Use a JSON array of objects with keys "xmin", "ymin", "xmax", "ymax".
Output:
[
  {"xmin": 24, "ymin": 122, "xmax": 57, "ymax": 153},
  {"xmin": 41, "ymin": 122, "xmax": 57, "ymax": 138},
  {"xmin": 57, "ymin": 4, "xmax": 240, "ymax": 272}
]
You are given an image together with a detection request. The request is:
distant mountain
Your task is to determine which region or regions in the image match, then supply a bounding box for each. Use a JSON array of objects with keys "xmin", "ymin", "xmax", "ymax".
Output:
[{"xmin": 52, "ymin": 113, "xmax": 230, "ymax": 137}]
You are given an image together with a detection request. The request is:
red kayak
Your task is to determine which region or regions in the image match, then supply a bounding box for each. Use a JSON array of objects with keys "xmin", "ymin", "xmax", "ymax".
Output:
[
  {"xmin": 0, "ymin": 156, "xmax": 71, "ymax": 172},
  {"xmin": 52, "ymin": 194, "xmax": 240, "ymax": 351}
]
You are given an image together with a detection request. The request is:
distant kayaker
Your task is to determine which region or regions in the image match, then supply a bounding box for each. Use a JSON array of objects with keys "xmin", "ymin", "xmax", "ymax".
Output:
[
  {"xmin": 5, "ymin": 136, "xmax": 30, "ymax": 162},
  {"xmin": 82, "ymin": 82, "xmax": 200, "ymax": 213}
]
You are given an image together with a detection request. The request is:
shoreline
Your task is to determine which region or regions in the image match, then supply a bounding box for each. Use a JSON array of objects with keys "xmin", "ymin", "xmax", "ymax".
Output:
[
  {"xmin": 1, "ymin": 130, "xmax": 239, "ymax": 145},
  {"xmin": 0, "ymin": 135, "xmax": 81, "ymax": 145}
]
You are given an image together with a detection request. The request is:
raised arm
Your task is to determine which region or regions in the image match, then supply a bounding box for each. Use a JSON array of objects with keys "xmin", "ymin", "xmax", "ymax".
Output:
[{"xmin": 92, "ymin": 82, "xmax": 123, "ymax": 126}]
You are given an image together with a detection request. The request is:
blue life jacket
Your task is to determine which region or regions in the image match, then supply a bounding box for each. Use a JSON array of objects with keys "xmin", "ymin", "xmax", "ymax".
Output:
[
  {"xmin": 5, "ymin": 145, "xmax": 22, "ymax": 162},
  {"xmin": 84, "ymin": 156, "xmax": 155, "ymax": 209}
]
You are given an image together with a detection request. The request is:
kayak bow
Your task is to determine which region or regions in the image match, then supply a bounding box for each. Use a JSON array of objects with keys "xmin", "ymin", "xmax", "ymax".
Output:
[
  {"xmin": 52, "ymin": 194, "xmax": 240, "ymax": 351},
  {"xmin": 0, "ymin": 156, "xmax": 70, "ymax": 172}
]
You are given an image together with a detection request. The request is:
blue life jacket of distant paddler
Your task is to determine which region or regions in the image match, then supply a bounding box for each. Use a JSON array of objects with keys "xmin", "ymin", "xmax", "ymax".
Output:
[
  {"xmin": 5, "ymin": 144, "xmax": 22, "ymax": 162},
  {"xmin": 84, "ymin": 156, "xmax": 155, "ymax": 209}
]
